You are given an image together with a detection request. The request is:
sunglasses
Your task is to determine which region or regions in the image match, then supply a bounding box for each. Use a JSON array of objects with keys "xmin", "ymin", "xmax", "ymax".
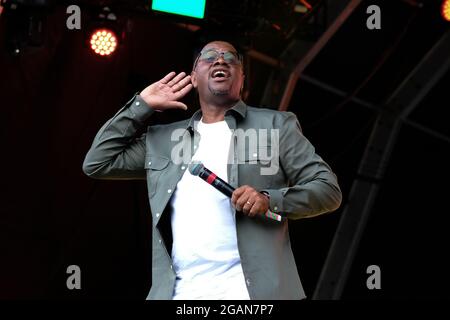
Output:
[{"xmin": 193, "ymin": 49, "xmax": 243, "ymax": 69}]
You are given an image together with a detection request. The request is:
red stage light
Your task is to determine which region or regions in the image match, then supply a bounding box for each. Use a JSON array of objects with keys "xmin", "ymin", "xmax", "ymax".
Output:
[{"xmin": 89, "ymin": 29, "xmax": 118, "ymax": 56}]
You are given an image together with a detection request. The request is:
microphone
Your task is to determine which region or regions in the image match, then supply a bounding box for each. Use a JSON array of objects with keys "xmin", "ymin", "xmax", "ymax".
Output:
[{"xmin": 189, "ymin": 162, "xmax": 283, "ymax": 222}]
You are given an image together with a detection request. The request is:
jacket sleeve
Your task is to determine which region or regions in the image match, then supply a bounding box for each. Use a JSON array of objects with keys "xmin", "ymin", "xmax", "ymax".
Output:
[
  {"xmin": 262, "ymin": 112, "xmax": 342, "ymax": 220},
  {"xmin": 82, "ymin": 94, "xmax": 154, "ymax": 180}
]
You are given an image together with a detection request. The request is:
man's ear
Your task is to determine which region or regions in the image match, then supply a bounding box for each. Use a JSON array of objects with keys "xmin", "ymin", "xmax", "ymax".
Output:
[{"xmin": 191, "ymin": 71, "xmax": 198, "ymax": 88}]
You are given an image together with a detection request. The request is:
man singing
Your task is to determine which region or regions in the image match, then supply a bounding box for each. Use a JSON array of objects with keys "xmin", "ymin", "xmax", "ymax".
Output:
[{"xmin": 83, "ymin": 41, "xmax": 342, "ymax": 300}]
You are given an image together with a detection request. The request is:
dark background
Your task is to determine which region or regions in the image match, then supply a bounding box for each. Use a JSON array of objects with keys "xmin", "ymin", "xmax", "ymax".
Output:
[{"xmin": 0, "ymin": 0, "xmax": 449, "ymax": 299}]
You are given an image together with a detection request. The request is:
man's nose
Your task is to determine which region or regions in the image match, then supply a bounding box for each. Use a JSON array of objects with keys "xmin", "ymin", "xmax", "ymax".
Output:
[{"xmin": 213, "ymin": 55, "xmax": 227, "ymax": 65}]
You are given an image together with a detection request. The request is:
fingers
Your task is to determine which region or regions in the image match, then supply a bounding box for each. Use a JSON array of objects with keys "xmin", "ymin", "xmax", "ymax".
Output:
[
  {"xmin": 232, "ymin": 186, "xmax": 269, "ymax": 218},
  {"xmin": 231, "ymin": 186, "xmax": 247, "ymax": 207},
  {"xmin": 164, "ymin": 72, "xmax": 192, "ymax": 99},
  {"xmin": 241, "ymin": 197, "xmax": 263, "ymax": 217},
  {"xmin": 174, "ymin": 83, "xmax": 193, "ymax": 100},
  {"xmin": 233, "ymin": 186, "xmax": 257, "ymax": 213},
  {"xmin": 249, "ymin": 201, "xmax": 265, "ymax": 217},
  {"xmin": 172, "ymin": 74, "xmax": 191, "ymax": 92},
  {"xmin": 236, "ymin": 194, "xmax": 253, "ymax": 213},
  {"xmin": 160, "ymin": 71, "xmax": 176, "ymax": 84},
  {"xmin": 167, "ymin": 72, "xmax": 186, "ymax": 87},
  {"xmin": 167, "ymin": 101, "xmax": 188, "ymax": 110},
  {"xmin": 160, "ymin": 71, "xmax": 190, "ymax": 89},
  {"xmin": 140, "ymin": 71, "xmax": 192, "ymax": 111},
  {"xmin": 242, "ymin": 199, "xmax": 254, "ymax": 215}
]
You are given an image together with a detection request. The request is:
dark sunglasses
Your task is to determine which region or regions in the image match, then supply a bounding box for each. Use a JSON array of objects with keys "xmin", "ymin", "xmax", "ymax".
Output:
[{"xmin": 193, "ymin": 49, "xmax": 243, "ymax": 69}]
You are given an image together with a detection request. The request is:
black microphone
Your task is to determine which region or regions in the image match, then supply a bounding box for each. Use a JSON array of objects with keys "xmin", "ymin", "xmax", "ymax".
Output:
[
  {"xmin": 189, "ymin": 162, "xmax": 234, "ymax": 197},
  {"xmin": 189, "ymin": 162, "xmax": 282, "ymax": 222}
]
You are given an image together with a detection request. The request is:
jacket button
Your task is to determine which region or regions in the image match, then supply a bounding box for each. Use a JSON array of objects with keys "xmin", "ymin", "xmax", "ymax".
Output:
[
  {"xmin": 159, "ymin": 239, "xmax": 162, "ymax": 244},
  {"xmin": 136, "ymin": 101, "xmax": 140, "ymax": 106},
  {"xmin": 167, "ymin": 189, "xmax": 172, "ymax": 193},
  {"xmin": 246, "ymin": 279, "xmax": 251, "ymax": 286},
  {"xmin": 274, "ymin": 206, "xmax": 278, "ymax": 211},
  {"xmin": 181, "ymin": 166, "xmax": 186, "ymax": 170},
  {"xmin": 156, "ymin": 213, "xmax": 160, "ymax": 218},
  {"xmin": 148, "ymin": 161, "xmax": 152, "ymax": 166}
]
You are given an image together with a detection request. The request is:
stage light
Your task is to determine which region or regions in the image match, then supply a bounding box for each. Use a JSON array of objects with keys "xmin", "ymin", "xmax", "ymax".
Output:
[
  {"xmin": 89, "ymin": 29, "xmax": 118, "ymax": 56},
  {"xmin": 295, "ymin": 0, "xmax": 312, "ymax": 13},
  {"xmin": 86, "ymin": 7, "xmax": 121, "ymax": 57},
  {"xmin": 442, "ymin": 0, "xmax": 450, "ymax": 21},
  {"xmin": 151, "ymin": 0, "xmax": 206, "ymax": 19}
]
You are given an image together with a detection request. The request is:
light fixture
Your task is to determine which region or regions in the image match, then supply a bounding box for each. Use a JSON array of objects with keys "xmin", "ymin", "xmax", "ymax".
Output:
[
  {"xmin": 89, "ymin": 28, "xmax": 118, "ymax": 56},
  {"xmin": 87, "ymin": 6, "xmax": 121, "ymax": 57},
  {"xmin": 442, "ymin": 0, "xmax": 450, "ymax": 21}
]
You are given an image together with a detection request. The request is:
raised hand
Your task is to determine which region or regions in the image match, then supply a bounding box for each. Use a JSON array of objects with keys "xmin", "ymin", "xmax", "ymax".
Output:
[{"xmin": 139, "ymin": 71, "xmax": 193, "ymax": 111}]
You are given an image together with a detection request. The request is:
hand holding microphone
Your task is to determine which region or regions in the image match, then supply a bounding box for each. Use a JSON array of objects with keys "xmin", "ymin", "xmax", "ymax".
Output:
[
  {"xmin": 189, "ymin": 162, "xmax": 283, "ymax": 222},
  {"xmin": 231, "ymin": 185, "xmax": 270, "ymax": 218}
]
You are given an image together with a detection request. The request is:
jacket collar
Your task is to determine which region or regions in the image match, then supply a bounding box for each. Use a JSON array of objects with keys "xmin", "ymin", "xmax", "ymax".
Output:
[{"xmin": 186, "ymin": 100, "xmax": 247, "ymax": 132}]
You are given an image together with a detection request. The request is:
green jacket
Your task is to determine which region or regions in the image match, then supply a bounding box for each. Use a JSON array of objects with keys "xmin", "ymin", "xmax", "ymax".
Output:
[{"xmin": 82, "ymin": 94, "xmax": 342, "ymax": 300}]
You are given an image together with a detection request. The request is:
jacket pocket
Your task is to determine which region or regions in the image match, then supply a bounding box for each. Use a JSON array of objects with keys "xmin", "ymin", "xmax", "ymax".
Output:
[
  {"xmin": 145, "ymin": 155, "xmax": 170, "ymax": 197},
  {"xmin": 238, "ymin": 146, "xmax": 280, "ymax": 188},
  {"xmin": 242, "ymin": 146, "xmax": 273, "ymax": 165}
]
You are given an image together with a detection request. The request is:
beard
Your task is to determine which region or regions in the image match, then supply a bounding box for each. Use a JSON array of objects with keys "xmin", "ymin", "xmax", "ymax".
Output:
[{"xmin": 208, "ymin": 82, "xmax": 229, "ymax": 96}]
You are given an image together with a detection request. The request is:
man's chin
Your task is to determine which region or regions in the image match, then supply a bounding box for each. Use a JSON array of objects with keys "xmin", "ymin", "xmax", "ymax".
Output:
[
  {"xmin": 211, "ymin": 90, "xmax": 229, "ymax": 96},
  {"xmin": 208, "ymin": 84, "xmax": 230, "ymax": 96}
]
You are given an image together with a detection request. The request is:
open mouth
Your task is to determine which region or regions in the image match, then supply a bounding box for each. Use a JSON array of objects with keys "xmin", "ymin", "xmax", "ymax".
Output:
[{"xmin": 211, "ymin": 69, "xmax": 230, "ymax": 80}]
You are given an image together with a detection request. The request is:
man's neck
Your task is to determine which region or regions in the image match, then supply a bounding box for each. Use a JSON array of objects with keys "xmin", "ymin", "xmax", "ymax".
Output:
[{"xmin": 199, "ymin": 99, "xmax": 238, "ymax": 123}]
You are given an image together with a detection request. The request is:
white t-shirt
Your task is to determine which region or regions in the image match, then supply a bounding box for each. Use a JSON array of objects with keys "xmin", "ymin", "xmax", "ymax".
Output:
[{"xmin": 170, "ymin": 119, "xmax": 250, "ymax": 300}]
